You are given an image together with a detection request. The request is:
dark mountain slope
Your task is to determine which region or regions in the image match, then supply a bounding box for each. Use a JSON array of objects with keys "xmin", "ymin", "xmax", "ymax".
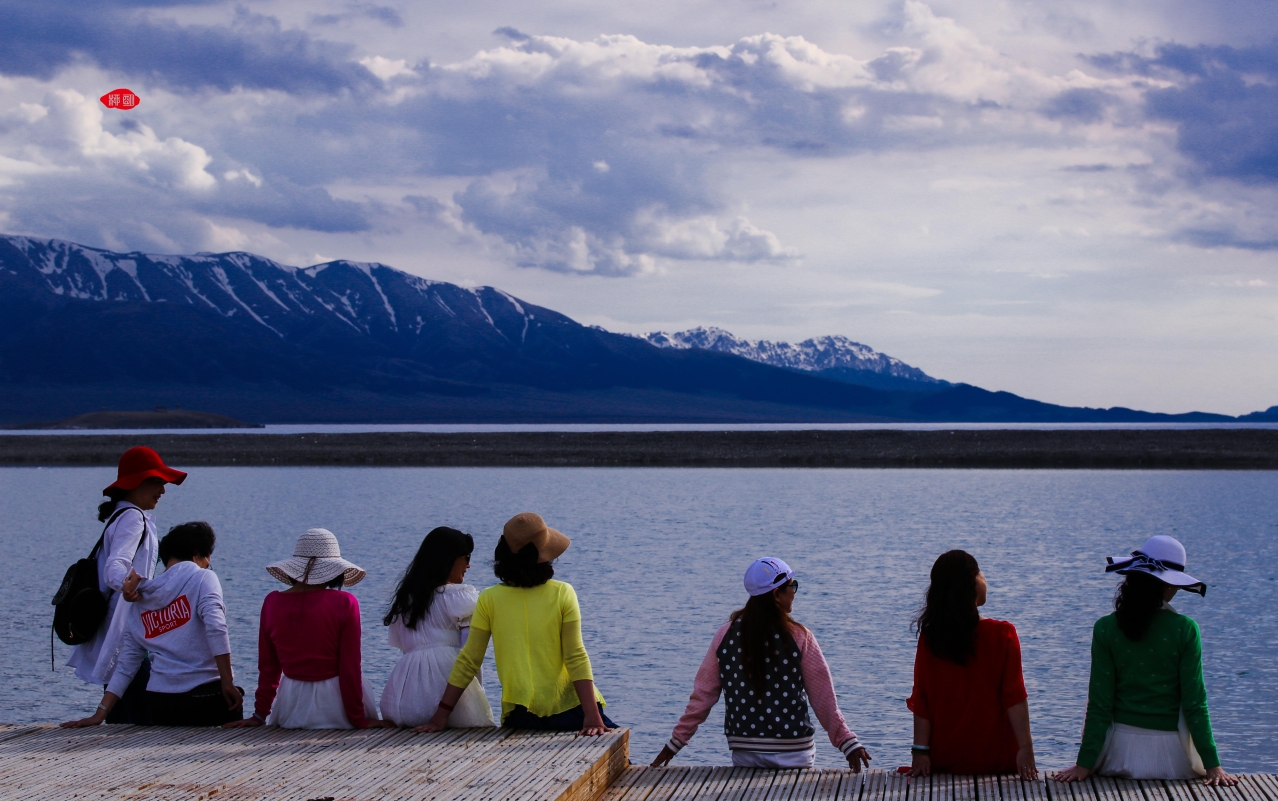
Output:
[{"xmin": 0, "ymin": 235, "xmax": 1237, "ymax": 423}]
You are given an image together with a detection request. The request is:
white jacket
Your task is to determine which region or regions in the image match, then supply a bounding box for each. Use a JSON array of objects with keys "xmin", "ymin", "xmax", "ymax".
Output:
[
  {"xmin": 106, "ymin": 560, "xmax": 231, "ymax": 696},
  {"xmin": 65, "ymin": 503, "xmax": 159, "ymax": 685}
]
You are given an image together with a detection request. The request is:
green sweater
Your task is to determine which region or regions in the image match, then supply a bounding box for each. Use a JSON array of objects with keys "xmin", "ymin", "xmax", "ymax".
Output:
[{"xmin": 1077, "ymin": 609, "xmax": 1219, "ymax": 770}]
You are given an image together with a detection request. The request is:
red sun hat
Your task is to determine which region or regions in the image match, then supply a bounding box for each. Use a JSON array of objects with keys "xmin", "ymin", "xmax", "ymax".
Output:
[{"xmin": 103, "ymin": 447, "xmax": 188, "ymax": 494}]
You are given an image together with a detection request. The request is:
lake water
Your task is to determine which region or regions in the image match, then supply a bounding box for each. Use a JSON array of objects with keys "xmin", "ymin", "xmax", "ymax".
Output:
[{"xmin": 2, "ymin": 467, "xmax": 1276, "ymax": 772}]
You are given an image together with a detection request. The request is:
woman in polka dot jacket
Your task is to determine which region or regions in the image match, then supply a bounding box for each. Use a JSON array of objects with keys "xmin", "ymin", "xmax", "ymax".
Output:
[{"xmin": 651, "ymin": 557, "xmax": 871, "ymax": 770}]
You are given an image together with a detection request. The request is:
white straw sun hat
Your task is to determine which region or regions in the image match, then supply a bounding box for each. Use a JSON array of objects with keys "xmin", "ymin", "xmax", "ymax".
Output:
[
  {"xmin": 1105, "ymin": 534, "xmax": 1205, "ymax": 596},
  {"xmin": 267, "ymin": 528, "xmax": 366, "ymax": 587}
]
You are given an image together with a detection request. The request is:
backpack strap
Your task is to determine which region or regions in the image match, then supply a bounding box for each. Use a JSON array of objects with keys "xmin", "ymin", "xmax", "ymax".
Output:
[{"xmin": 87, "ymin": 506, "xmax": 149, "ymax": 562}]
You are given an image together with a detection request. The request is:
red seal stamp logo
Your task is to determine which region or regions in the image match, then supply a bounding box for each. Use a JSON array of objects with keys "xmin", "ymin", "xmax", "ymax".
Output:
[{"xmin": 99, "ymin": 88, "xmax": 141, "ymax": 110}]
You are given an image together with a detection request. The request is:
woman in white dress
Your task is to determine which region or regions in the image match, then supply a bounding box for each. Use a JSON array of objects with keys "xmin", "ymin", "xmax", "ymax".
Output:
[{"xmin": 381, "ymin": 527, "xmax": 495, "ymax": 728}]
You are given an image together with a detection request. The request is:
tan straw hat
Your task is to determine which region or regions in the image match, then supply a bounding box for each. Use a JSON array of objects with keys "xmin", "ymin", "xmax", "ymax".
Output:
[
  {"xmin": 502, "ymin": 512, "xmax": 570, "ymax": 563},
  {"xmin": 267, "ymin": 528, "xmax": 366, "ymax": 587}
]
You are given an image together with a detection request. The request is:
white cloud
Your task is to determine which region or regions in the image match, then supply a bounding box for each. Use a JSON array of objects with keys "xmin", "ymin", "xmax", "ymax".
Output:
[
  {"xmin": 41, "ymin": 90, "xmax": 216, "ymax": 191},
  {"xmin": 359, "ymin": 55, "xmax": 414, "ymax": 80}
]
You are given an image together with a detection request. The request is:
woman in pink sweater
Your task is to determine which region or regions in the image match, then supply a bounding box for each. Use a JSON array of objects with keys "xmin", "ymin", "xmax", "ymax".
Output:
[
  {"xmin": 652, "ymin": 557, "xmax": 872, "ymax": 769},
  {"xmin": 226, "ymin": 529, "xmax": 390, "ymax": 730}
]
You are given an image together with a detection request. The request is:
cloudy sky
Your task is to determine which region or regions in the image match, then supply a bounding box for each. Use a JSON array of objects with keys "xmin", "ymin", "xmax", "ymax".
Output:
[{"xmin": 2, "ymin": 0, "xmax": 1276, "ymax": 414}]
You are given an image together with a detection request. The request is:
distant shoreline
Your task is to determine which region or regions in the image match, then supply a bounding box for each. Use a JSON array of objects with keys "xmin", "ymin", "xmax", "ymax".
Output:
[{"xmin": 2, "ymin": 430, "xmax": 1277, "ymax": 468}]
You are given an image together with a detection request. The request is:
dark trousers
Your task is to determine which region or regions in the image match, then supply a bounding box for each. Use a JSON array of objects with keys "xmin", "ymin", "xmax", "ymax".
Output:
[
  {"xmin": 502, "ymin": 703, "xmax": 617, "ymax": 731},
  {"xmin": 104, "ymin": 657, "xmax": 151, "ymax": 725},
  {"xmin": 147, "ymin": 680, "xmax": 245, "ymax": 727}
]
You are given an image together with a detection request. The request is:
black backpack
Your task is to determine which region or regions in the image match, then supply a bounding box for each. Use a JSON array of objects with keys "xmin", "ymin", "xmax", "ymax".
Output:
[{"xmin": 51, "ymin": 507, "xmax": 148, "ymax": 651}]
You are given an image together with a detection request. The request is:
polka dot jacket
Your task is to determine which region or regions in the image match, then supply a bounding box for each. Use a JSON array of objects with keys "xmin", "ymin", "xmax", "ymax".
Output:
[{"xmin": 667, "ymin": 619, "xmax": 862, "ymax": 758}]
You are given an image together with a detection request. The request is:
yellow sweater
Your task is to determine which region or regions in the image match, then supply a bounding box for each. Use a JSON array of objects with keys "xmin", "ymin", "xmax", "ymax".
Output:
[{"xmin": 448, "ymin": 580, "xmax": 604, "ymax": 720}]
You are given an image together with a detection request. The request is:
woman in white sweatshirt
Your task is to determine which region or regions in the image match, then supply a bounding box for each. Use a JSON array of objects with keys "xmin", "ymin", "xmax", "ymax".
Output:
[
  {"xmin": 66, "ymin": 446, "xmax": 187, "ymax": 725},
  {"xmin": 62, "ymin": 522, "xmax": 243, "ymax": 727}
]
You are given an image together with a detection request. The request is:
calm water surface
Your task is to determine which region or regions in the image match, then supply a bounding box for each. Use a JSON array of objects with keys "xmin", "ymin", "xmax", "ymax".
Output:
[{"xmin": 2, "ymin": 468, "xmax": 1275, "ymax": 772}]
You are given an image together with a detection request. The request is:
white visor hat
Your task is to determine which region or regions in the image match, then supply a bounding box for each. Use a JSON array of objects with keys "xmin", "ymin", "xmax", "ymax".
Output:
[
  {"xmin": 744, "ymin": 557, "xmax": 795, "ymax": 597},
  {"xmin": 1105, "ymin": 534, "xmax": 1205, "ymax": 596}
]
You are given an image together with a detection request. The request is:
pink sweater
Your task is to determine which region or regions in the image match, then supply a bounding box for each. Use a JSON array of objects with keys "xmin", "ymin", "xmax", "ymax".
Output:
[
  {"xmin": 252, "ymin": 589, "xmax": 369, "ymax": 728},
  {"xmin": 668, "ymin": 620, "xmax": 861, "ymax": 756}
]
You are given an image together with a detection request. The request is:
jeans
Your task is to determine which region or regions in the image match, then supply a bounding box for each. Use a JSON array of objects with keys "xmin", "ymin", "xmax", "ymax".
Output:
[
  {"xmin": 502, "ymin": 703, "xmax": 617, "ymax": 731},
  {"xmin": 104, "ymin": 656, "xmax": 151, "ymax": 725}
]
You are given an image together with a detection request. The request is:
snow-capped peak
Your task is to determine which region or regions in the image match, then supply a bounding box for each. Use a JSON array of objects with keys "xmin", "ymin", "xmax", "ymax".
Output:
[{"xmin": 642, "ymin": 326, "xmax": 942, "ymax": 384}]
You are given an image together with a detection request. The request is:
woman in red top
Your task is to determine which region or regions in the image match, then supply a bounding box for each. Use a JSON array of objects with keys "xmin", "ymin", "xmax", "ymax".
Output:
[
  {"xmin": 225, "ymin": 528, "xmax": 391, "ymax": 730},
  {"xmin": 907, "ymin": 550, "xmax": 1037, "ymax": 778}
]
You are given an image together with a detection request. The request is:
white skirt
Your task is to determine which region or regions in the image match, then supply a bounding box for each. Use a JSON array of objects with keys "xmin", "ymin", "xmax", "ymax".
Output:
[
  {"xmin": 380, "ymin": 644, "xmax": 495, "ymax": 728},
  {"xmin": 731, "ymin": 746, "xmax": 816, "ymax": 769},
  {"xmin": 1093, "ymin": 714, "xmax": 1206, "ymax": 779},
  {"xmin": 268, "ymin": 675, "xmax": 381, "ymax": 729}
]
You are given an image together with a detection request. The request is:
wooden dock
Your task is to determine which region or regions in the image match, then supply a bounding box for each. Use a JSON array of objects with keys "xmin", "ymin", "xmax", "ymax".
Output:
[
  {"xmin": 602, "ymin": 767, "xmax": 1278, "ymax": 801},
  {"xmin": 0, "ymin": 724, "xmax": 628, "ymax": 800}
]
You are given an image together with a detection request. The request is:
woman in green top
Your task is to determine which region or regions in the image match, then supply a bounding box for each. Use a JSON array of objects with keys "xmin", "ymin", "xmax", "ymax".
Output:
[
  {"xmin": 415, "ymin": 513, "xmax": 615, "ymax": 736},
  {"xmin": 1056, "ymin": 535, "xmax": 1236, "ymax": 786}
]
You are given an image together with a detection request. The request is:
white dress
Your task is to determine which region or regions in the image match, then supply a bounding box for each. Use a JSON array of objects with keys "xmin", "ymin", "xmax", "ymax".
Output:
[
  {"xmin": 269, "ymin": 675, "xmax": 381, "ymax": 729},
  {"xmin": 380, "ymin": 584, "xmax": 496, "ymax": 728},
  {"xmin": 1093, "ymin": 712, "xmax": 1207, "ymax": 779}
]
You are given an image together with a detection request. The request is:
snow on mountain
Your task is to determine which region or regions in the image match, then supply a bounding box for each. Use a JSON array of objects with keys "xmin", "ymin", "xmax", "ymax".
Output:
[
  {"xmin": 643, "ymin": 326, "xmax": 944, "ymax": 387},
  {"xmin": 0, "ymin": 234, "xmax": 557, "ymax": 350}
]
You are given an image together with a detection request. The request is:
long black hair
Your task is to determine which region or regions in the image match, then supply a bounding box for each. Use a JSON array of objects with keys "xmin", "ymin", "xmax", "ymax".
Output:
[
  {"xmin": 730, "ymin": 590, "xmax": 799, "ymax": 693},
  {"xmin": 492, "ymin": 536, "xmax": 554, "ymax": 588},
  {"xmin": 97, "ymin": 488, "xmax": 129, "ymax": 522},
  {"xmin": 384, "ymin": 527, "xmax": 475, "ymax": 628},
  {"xmin": 914, "ymin": 549, "xmax": 981, "ymax": 665},
  {"xmin": 1114, "ymin": 571, "xmax": 1167, "ymax": 642}
]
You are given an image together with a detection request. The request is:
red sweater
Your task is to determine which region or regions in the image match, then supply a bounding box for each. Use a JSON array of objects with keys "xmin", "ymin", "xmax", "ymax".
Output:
[
  {"xmin": 252, "ymin": 589, "xmax": 369, "ymax": 728},
  {"xmin": 906, "ymin": 618, "xmax": 1027, "ymax": 775}
]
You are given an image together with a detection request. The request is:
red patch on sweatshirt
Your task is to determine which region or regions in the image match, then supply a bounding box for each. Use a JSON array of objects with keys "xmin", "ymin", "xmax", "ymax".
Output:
[{"xmin": 141, "ymin": 595, "xmax": 191, "ymax": 639}]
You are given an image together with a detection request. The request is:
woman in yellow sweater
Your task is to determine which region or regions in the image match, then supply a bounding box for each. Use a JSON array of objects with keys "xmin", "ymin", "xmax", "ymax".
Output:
[{"xmin": 414, "ymin": 513, "xmax": 614, "ymax": 736}]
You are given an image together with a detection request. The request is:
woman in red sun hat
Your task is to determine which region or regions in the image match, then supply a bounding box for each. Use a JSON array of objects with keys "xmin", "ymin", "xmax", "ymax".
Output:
[{"xmin": 66, "ymin": 447, "xmax": 187, "ymax": 724}]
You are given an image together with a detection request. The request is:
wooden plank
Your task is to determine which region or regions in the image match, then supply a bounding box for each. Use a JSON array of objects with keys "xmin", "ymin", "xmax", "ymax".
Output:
[
  {"xmin": 791, "ymin": 770, "xmax": 830, "ymax": 801},
  {"xmin": 671, "ymin": 766, "xmax": 735, "ymax": 801},
  {"xmin": 334, "ymin": 727, "xmax": 502, "ymax": 801},
  {"xmin": 976, "ymin": 774, "xmax": 999, "ymax": 801},
  {"xmin": 812, "ymin": 770, "xmax": 846, "ymax": 801},
  {"xmin": 835, "ymin": 770, "xmax": 867, "ymax": 801},
  {"xmin": 860, "ymin": 770, "xmax": 889, "ymax": 801},
  {"xmin": 932, "ymin": 772, "xmax": 952, "ymax": 801},
  {"xmin": 557, "ymin": 729, "xmax": 631, "ymax": 801},
  {"xmin": 153, "ymin": 727, "xmax": 409, "ymax": 801},
  {"xmin": 1110, "ymin": 777, "xmax": 1149, "ymax": 801},
  {"xmin": 654, "ymin": 766, "xmax": 715, "ymax": 801},
  {"xmin": 762, "ymin": 768, "xmax": 803, "ymax": 801},
  {"xmin": 1020, "ymin": 776, "xmax": 1053, "ymax": 801},
  {"xmin": 1239, "ymin": 775, "xmax": 1278, "ymax": 801},
  {"xmin": 719, "ymin": 766, "xmax": 771, "ymax": 801},
  {"xmin": 954, "ymin": 774, "xmax": 979, "ymax": 801},
  {"xmin": 884, "ymin": 767, "xmax": 914, "ymax": 801},
  {"xmin": 1203, "ymin": 776, "xmax": 1255, "ymax": 801},
  {"xmin": 1163, "ymin": 779, "xmax": 1202, "ymax": 801}
]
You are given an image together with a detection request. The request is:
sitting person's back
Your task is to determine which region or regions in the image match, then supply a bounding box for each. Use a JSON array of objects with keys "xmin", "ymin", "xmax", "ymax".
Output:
[
  {"xmin": 1089, "ymin": 608, "xmax": 1203, "ymax": 736},
  {"xmin": 907, "ymin": 550, "xmax": 1037, "ymax": 778},
  {"xmin": 381, "ymin": 526, "xmax": 494, "ymax": 728},
  {"xmin": 228, "ymin": 528, "xmax": 386, "ymax": 730},
  {"xmin": 471, "ymin": 579, "xmax": 593, "ymax": 720},
  {"xmin": 910, "ymin": 617, "xmax": 1024, "ymax": 774}
]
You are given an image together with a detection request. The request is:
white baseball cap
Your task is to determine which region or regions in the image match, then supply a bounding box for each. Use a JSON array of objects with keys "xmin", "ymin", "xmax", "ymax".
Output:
[
  {"xmin": 1105, "ymin": 535, "xmax": 1205, "ymax": 596},
  {"xmin": 744, "ymin": 557, "xmax": 795, "ymax": 597}
]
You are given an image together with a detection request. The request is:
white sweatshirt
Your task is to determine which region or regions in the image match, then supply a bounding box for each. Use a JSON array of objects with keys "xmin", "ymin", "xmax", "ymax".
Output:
[
  {"xmin": 106, "ymin": 560, "xmax": 231, "ymax": 696},
  {"xmin": 66, "ymin": 503, "xmax": 159, "ymax": 685}
]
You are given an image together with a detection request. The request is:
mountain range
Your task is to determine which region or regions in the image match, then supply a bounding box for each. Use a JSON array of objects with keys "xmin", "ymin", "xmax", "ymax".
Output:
[
  {"xmin": 0, "ymin": 234, "xmax": 1262, "ymax": 424},
  {"xmin": 642, "ymin": 327, "xmax": 946, "ymax": 391}
]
